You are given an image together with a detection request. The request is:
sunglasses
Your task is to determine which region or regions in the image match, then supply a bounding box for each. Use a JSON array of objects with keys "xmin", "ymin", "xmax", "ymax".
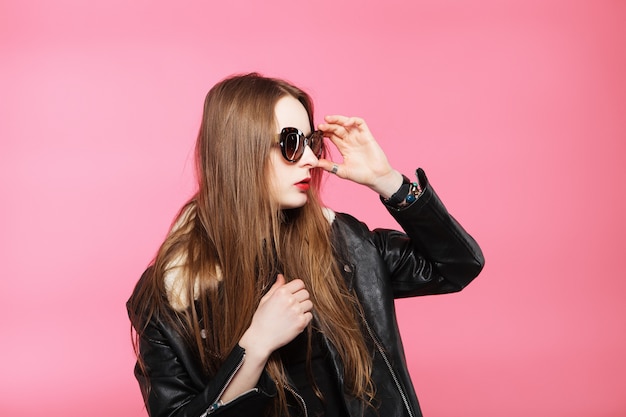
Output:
[{"xmin": 276, "ymin": 127, "xmax": 324, "ymax": 162}]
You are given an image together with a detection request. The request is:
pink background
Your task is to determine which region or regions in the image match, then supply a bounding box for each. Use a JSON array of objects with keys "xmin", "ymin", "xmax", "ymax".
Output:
[{"xmin": 1, "ymin": 0, "xmax": 625, "ymax": 416}]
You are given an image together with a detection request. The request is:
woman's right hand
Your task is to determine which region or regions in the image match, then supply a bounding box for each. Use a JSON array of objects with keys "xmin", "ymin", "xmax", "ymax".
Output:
[
  {"xmin": 239, "ymin": 274, "xmax": 313, "ymax": 359},
  {"xmin": 219, "ymin": 274, "xmax": 312, "ymax": 404}
]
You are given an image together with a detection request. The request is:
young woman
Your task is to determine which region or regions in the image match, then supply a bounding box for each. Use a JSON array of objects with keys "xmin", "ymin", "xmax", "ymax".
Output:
[{"xmin": 128, "ymin": 73, "xmax": 484, "ymax": 417}]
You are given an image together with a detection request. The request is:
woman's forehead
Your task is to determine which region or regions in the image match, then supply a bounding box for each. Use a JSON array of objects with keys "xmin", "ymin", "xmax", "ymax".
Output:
[{"xmin": 274, "ymin": 96, "xmax": 311, "ymax": 134}]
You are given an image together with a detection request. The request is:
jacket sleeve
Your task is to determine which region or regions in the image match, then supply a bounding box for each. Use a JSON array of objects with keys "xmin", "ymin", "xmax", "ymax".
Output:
[
  {"xmin": 132, "ymin": 313, "xmax": 277, "ymax": 417},
  {"xmin": 372, "ymin": 168, "xmax": 485, "ymax": 298}
]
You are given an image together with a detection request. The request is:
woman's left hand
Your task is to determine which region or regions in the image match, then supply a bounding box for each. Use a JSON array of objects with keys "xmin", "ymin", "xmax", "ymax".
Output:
[{"xmin": 317, "ymin": 115, "xmax": 403, "ymax": 198}]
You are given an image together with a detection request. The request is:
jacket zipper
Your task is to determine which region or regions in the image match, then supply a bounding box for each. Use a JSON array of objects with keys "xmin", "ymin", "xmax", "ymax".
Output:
[
  {"xmin": 204, "ymin": 353, "xmax": 259, "ymax": 415},
  {"xmin": 203, "ymin": 324, "xmax": 412, "ymax": 417},
  {"xmin": 363, "ymin": 318, "xmax": 414, "ymax": 417},
  {"xmin": 284, "ymin": 384, "xmax": 308, "ymax": 417}
]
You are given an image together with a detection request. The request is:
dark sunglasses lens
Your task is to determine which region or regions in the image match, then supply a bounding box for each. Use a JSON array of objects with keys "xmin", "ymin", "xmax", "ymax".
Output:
[
  {"xmin": 283, "ymin": 131, "xmax": 303, "ymax": 162},
  {"xmin": 310, "ymin": 132, "xmax": 323, "ymax": 157}
]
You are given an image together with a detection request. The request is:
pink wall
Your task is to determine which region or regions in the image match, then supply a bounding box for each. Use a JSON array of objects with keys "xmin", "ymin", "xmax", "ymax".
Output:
[{"xmin": 1, "ymin": 0, "xmax": 625, "ymax": 416}]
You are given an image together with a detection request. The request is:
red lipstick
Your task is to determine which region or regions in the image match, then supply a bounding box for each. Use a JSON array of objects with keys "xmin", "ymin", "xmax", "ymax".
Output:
[{"xmin": 295, "ymin": 178, "xmax": 310, "ymax": 191}]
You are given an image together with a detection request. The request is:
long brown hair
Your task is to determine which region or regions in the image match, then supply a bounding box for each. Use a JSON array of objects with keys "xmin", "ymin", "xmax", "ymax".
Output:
[{"xmin": 129, "ymin": 73, "xmax": 374, "ymax": 415}]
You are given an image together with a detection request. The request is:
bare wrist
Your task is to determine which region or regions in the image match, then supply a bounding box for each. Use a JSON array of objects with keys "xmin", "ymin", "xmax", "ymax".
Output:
[
  {"xmin": 239, "ymin": 329, "xmax": 272, "ymax": 363},
  {"xmin": 373, "ymin": 170, "xmax": 404, "ymax": 199}
]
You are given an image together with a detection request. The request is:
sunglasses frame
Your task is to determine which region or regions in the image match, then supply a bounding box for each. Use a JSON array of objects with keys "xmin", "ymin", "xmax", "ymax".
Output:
[{"xmin": 276, "ymin": 127, "xmax": 324, "ymax": 163}]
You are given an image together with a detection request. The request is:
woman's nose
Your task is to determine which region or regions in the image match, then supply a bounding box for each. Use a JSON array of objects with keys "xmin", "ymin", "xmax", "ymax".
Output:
[{"xmin": 298, "ymin": 145, "xmax": 319, "ymax": 167}]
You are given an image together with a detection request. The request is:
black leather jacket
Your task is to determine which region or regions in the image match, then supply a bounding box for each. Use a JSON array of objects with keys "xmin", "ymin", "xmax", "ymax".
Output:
[{"xmin": 128, "ymin": 169, "xmax": 485, "ymax": 417}]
